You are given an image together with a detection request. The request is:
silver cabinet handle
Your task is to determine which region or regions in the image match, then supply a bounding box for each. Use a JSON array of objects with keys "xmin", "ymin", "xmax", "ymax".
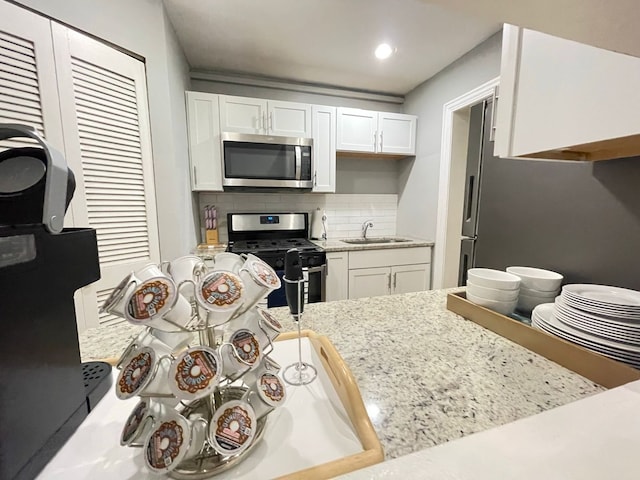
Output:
[
  {"xmin": 393, "ymin": 272, "xmax": 397, "ymax": 290},
  {"xmin": 490, "ymin": 85, "xmax": 499, "ymax": 142},
  {"xmin": 380, "ymin": 131, "xmax": 384, "ymax": 152},
  {"xmin": 263, "ymin": 112, "xmax": 268, "ymax": 133},
  {"xmin": 193, "ymin": 165, "xmax": 198, "ymax": 185},
  {"xmin": 314, "ymin": 171, "xmax": 317, "ymax": 186},
  {"xmin": 387, "ymin": 273, "xmax": 391, "ymax": 292},
  {"xmin": 269, "ymin": 112, "xmax": 273, "ymax": 132}
]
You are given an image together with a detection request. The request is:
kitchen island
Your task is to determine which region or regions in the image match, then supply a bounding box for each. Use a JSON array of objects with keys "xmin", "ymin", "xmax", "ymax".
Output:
[{"xmin": 80, "ymin": 289, "xmax": 603, "ymax": 460}]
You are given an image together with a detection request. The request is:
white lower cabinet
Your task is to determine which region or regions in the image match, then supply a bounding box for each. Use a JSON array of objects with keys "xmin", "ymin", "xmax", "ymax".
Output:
[
  {"xmin": 392, "ymin": 264, "xmax": 431, "ymax": 294},
  {"xmin": 324, "ymin": 246, "xmax": 431, "ymax": 301},
  {"xmin": 326, "ymin": 252, "xmax": 348, "ymax": 302},
  {"xmin": 348, "ymin": 267, "xmax": 391, "ymax": 299}
]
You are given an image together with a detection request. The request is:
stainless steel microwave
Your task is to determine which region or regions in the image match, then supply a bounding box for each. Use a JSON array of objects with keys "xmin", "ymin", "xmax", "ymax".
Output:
[{"xmin": 221, "ymin": 132, "xmax": 313, "ymax": 188}]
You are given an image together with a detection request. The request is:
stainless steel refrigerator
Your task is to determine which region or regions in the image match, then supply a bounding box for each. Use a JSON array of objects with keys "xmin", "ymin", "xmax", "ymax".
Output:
[
  {"xmin": 458, "ymin": 100, "xmax": 490, "ymax": 286},
  {"xmin": 457, "ymin": 98, "xmax": 640, "ymax": 290}
]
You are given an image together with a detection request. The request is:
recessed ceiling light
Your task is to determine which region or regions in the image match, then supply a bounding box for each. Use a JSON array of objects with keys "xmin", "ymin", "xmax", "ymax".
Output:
[{"xmin": 374, "ymin": 43, "xmax": 394, "ymax": 60}]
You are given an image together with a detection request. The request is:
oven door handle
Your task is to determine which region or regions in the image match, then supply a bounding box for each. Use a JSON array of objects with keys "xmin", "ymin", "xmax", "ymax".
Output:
[{"xmin": 305, "ymin": 265, "xmax": 325, "ymax": 274}]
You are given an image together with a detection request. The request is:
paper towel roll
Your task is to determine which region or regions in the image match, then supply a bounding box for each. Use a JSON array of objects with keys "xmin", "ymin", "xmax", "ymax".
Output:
[{"xmin": 310, "ymin": 207, "xmax": 324, "ymax": 239}]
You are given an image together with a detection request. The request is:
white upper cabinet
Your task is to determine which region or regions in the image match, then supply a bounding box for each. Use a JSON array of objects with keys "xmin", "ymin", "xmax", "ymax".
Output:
[
  {"xmin": 311, "ymin": 105, "xmax": 336, "ymax": 192},
  {"xmin": 186, "ymin": 91, "xmax": 223, "ymax": 191},
  {"xmin": 336, "ymin": 107, "xmax": 417, "ymax": 155},
  {"xmin": 336, "ymin": 108, "xmax": 378, "ymax": 153},
  {"xmin": 219, "ymin": 95, "xmax": 266, "ymax": 134},
  {"xmin": 378, "ymin": 112, "xmax": 417, "ymax": 155},
  {"xmin": 219, "ymin": 95, "xmax": 311, "ymax": 137},
  {"xmin": 268, "ymin": 100, "xmax": 311, "ymax": 137},
  {"xmin": 495, "ymin": 24, "xmax": 640, "ymax": 162}
]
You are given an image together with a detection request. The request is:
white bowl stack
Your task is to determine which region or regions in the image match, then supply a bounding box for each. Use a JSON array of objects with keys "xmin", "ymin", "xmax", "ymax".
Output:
[
  {"xmin": 466, "ymin": 268, "xmax": 521, "ymax": 315},
  {"xmin": 506, "ymin": 266, "xmax": 563, "ymax": 314}
]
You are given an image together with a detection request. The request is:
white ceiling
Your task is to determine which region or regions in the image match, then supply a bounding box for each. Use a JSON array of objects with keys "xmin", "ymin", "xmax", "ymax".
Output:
[
  {"xmin": 419, "ymin": 0, "xmax": 640, "ymax": 59},
  {"xmin": 163, "ymin": 0, "xmax": 501, "ymax": 95}
]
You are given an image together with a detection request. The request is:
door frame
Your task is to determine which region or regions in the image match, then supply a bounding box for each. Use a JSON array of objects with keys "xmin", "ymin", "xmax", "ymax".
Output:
[{"xmin": 433, "ymin": 77, "xmax": 500, "ymax": 289}]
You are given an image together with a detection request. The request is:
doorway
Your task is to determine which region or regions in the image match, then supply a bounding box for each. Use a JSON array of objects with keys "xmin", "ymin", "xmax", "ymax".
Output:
[{"xmin": 432, "ymin": 77, "xmax": 499, "ymax": 289}]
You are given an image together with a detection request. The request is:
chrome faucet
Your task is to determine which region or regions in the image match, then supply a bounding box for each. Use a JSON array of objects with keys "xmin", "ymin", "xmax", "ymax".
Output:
[{"xmin": 361, "ymin": 220, "xmax": 374, "ymax": 239}]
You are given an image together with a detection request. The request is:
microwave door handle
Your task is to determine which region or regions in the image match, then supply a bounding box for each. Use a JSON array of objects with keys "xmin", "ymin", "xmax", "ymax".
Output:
[{"xmin": 295, "ymin": 145, "xmax": 301, "ymax": 180}]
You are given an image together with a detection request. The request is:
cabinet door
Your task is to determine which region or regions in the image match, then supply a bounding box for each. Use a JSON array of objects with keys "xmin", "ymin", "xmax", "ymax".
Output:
[
  {"xmin": 379, "ymin": 112, "xmax": 417, "ymax": 155},
  {"xmin": 336, "ymin": 107, "xmax": 377, "ymax": 153},
  {"xmin": 392, "ymin": 264, "xmax": 431, "ymax": 294},
  {"xmin": 495, "ymin": 25, "xmax": 640, "ymax": 161},
  {"xmin": 53, "ymin": 25, "xmax": 160, "ymax": 330},
  {"xmin": 268, "ymin": 100, "xmax": 311, "ymax": 137},
  {"xmin": 186, "ymin": 92, "xmax": 223, "ymax": 191},
  {"xmin": 0, "ymin": 3, "xmax": 64, "ymax": 154},
  {"xmin": 326, "ymin": 252, "xmax": 348, "ymax": 301},
  {"xmin": 219, "ymin": 95, "xmax": 267, "ymax": 134},
  {"xmin": 311, "ymin": 105, "xmax": 336, "ymax": 192},
  {"xmin": 348, "ymin": 267, "xmax": 390, "ymax": 299}
]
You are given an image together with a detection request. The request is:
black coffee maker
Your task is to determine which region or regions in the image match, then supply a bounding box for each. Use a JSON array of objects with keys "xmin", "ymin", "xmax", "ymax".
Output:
[{"xmin": 0, "ymin": 124, "xmax": 101, "ymax": 480}]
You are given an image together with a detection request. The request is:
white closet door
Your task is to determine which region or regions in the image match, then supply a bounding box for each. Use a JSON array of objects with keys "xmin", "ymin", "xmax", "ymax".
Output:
[
  {"xmin": 0, "ymin": 2, "xmax": 64, "ymax": 154},
  {"xmin": 53, "ymin": 25, "xmax": 160, "ymax": 329}
]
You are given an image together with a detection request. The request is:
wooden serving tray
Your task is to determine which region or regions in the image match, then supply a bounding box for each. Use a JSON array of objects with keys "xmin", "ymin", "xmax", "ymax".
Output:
[
  {"xmin": 447, "ymin": 292, "xmax": 640, "ymax": 389},
  {"xmin": 89, "ymin": 330, "xmax": 383, "ymax": 480},
  {"xmin": 275, "ymin": 330, "xmax": 384, "ymax": 479}
]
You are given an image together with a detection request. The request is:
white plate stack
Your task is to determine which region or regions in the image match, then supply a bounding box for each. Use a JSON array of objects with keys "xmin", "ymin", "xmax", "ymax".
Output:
[
  {"xmin": 506, "ymin": 266, "xmax": 563, "ymax": 314},
  {"xmin": 466, "ymin": 268, "xmax": 521, "ymax": 315},
  {"xmin": 531, "ymin": 284, "xmax": 640, "ymax": 369}
]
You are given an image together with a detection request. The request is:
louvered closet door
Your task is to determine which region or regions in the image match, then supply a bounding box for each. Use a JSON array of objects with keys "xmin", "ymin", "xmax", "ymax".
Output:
[
  {"xmin": 53, "ymin": 25, "xmax": 160, "ymax": 329},
  {"xmin": 0, "ymin": 2, "xmax": 65, "ymax": 172}
]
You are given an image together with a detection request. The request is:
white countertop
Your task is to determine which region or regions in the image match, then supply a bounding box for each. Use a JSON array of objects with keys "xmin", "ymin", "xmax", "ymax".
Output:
[
  {"xmin": 38, "ymin": 337, "xmax": 362, "ymax": 479},
  {"xmin": 339, "ymin": 379, "xmax": 640, "ymax": 479}
]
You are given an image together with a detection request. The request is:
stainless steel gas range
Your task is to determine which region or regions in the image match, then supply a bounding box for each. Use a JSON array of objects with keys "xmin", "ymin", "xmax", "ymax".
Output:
[{"xmin": 226, "ymin": 213, "xmax": 326, "ymax": 308}]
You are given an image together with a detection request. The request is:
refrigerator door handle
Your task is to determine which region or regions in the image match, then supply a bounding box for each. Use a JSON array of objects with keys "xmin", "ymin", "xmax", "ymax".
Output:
[
  {"xmin": 458, "ymin": 238, "xmax": 476, "ymax": 286},
  {"xmin": 465, "ymin": 175, "xmax": 475, "ymax": 223}
]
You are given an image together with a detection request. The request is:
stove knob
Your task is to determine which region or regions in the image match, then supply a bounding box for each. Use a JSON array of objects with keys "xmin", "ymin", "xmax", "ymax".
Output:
[{"xmin": 275, "ymin": 259, "xmax": 284, "ymax": 269}]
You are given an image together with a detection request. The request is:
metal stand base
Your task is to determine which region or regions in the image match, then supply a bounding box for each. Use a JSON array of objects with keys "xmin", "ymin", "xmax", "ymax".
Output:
[
  {"xmin": 283, "ymin": 362, "xmax": 317, "ymax": 386},
  {"xmin": 169, "ymin": 387, "xmax": 268, "ymax": 480}
]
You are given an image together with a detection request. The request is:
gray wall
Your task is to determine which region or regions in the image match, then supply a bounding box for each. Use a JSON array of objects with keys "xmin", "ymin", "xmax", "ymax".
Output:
[
  {"xmin": 397, "ymin": 32, "xmax": 502, "ymax": 240},
  {"xmin": 14, "ymin": 0, "xmax": 196, "ymax": 259},
  {"xmin": 191, "ymin": 79, "xmax": 403, "ymax": 112},
  {"xmin": 475, "ymin": 155, "xmax": 640, "ymax": 290},
  {"xmin": 336, "ymin": 157, "xmax": 399, "ymax": 194}
]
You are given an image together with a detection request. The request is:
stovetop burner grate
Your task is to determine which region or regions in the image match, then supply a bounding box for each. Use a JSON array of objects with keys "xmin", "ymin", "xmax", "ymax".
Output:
[{"xmin": 229, "ymin": 237, "xmax": 319, "ymax": 254}]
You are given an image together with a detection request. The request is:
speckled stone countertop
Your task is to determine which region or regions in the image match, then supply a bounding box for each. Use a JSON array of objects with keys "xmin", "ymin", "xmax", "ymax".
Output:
[
  {"xmin": 79, "ymin": 289, "xmax": 603, "ymax": 460},
  {"xmin": 311, "ymin": 236, "xmax": 434, "ymax": 252}
]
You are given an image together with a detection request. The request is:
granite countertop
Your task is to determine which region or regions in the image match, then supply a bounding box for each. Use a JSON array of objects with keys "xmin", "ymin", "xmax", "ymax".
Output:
[
  {"xmin": 79, "ymin": 289, "xmax": 603, "ymax": 460},
  {"xmin": 311, "ymin": 236, "xmax": 434, "ymax": 252}
]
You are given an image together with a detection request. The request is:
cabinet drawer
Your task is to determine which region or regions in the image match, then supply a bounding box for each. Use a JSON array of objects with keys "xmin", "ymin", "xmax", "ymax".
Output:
[{"xmin": 349, "ymin": 247, "xmax": 431, "ymax": 269}]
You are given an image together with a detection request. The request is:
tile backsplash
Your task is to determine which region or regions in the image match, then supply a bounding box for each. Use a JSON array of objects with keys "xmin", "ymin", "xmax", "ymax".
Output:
[{"xmin": 198, "ymin": 193, "xmax": 398, "ymax": 243}]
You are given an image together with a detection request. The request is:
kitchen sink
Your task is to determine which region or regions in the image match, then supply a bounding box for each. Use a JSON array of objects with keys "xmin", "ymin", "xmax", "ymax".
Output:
[{"xmin": 341, "ymin": 237, "xmax": 412, "ymax": 245}]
